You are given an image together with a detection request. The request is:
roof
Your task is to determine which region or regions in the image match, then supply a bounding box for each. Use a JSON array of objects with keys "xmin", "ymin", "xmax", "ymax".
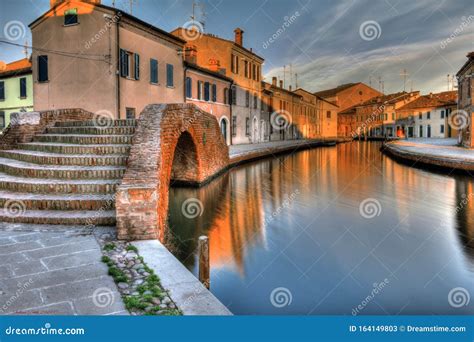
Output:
[
  {"xmin": 172, "ymin": 28, "xmax": 264, "ymax": 62},
  {"xmin": 262, "ymin": 82, "xmax": 302, "ymax": 98},
  {"xmin": 29, "ymin": 1, "xmax": 186, "ymax": 45},
  {"xmin": 0, "ymin": 58, "xmax": 32, "ymax": 78},
  {"xmin": 398, "ymin": 91, "xmax": 457, "ymax": 110},
  {"xmin": 184, "ymin": 61, "xmax": 233, "ymax": 83},
  {"xmin": 313, "ymin": 83, "xmax": 361, "ymax": 98},
  {"xmin": 338, "ymin": 105, "xmax": 357, "ymax": 115},
  {"xmin": 358, "ymin": 91, "xmax": 414, "ymax": 106},
  {"xmin": 456, "ymin": 51, "xmax": 474, "ymax": 77}
]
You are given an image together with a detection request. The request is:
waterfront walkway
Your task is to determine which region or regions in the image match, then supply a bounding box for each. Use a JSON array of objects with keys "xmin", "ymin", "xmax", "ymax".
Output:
[{"xmin": 383, "ymin": 138, "xmax": 474, "ymax": 171}]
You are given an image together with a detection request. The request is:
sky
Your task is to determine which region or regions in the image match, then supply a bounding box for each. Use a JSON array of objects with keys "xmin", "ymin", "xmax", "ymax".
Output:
[{"xmin": 0, "ymin": 0, "xmax": 473, "ymax": 94}]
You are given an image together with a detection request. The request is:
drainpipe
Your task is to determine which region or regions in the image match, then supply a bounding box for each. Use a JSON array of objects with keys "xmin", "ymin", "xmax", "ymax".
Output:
[
  {"xmin": 115, "ymin": 12, "xmax": 121, "ymax": 119},
  {"xmin": 229, "ymin": 80, "xmax": 234, "ymax": 146}
]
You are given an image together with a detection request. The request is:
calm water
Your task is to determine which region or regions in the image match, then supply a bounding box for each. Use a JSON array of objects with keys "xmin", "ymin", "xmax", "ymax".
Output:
[{"xmin": 166, "ymin": 142, "xmax": 474, "ymax": 315}]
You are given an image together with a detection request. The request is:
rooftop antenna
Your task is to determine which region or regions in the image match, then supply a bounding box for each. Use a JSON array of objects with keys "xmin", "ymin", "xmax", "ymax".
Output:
[
  {"xmin": 191, "ymin": 0, "xmax": 206, "ymax": 30},
  {"xmin": 23, "ymin": 39, "xmax": 29, "ymax": 59},
  {"xmin": 400, "ymin": 69, "xmax": 409, "ymax": 91}
]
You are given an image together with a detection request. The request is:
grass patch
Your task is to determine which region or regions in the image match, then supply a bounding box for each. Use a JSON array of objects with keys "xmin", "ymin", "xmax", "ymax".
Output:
[
  {"xmin": 108, "ymin": 266, "xmax": 127, "ymax": 283},
  {"xmin": 104, "ymin": 243, "xmax": 116, "ymax": 251},
  {"xmin": 126, "ymin": 245, "xmax": 138, "ymax": 253}
]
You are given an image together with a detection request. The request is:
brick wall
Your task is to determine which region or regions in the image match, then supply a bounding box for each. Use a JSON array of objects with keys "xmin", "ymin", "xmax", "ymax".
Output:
[
  {"xmin": 116, "ymin": 103, "xmax": 229, "ymax": 241},
  {"xmin": 0, "ymin": 108, "xmax": 95, "ymax": 150}
]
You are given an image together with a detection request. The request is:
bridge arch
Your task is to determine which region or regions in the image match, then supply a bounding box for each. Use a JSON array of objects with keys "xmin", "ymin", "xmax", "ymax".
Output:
[{"xmin": 116, "ymin": 104, "xmax": 229, "ymax": 241}]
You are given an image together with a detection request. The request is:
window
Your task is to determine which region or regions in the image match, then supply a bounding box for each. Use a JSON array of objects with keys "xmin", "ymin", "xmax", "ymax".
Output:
[
  {"xmin": 326, "ymin": 111, "xmax": 331, "ymax": 119},
  {"xmin": 252, "ymin": 64, "xmax": 256, "ymax": 80},
  {"xmin": 245, "ymin": 117, "xmax": 250, "ymax": 136},
  {"xmin": 256, "ymin": 66, "xmax": 260, "ymax": 81},
  {"xmin": 212, "ymin": 84, "xmax": 217, "ymax": 102},
  {"xmin": 120, "ymin": 49, "xmax": 129, "ymax": 78},
  {"xmin": 253, "ymin": 93, "xmax": 257, "ymax": 109},
  {"xmin": 440, "ymin": 110, "xmax": 445, "ymax": 119},
  {"xmin": 231, "ymin": 54, "xmax": 239, "ymax": 74},
  {"xmin": 166, "ymin": 64, "xmax": 174, "ymax": 87},
  {"xmin": 440, "ymin": 124, "xmax": 445, "ymax": 134},
  {"xmin": 0, "ymin": 111, "xmax": 4, "ymax": 128},
  {"xmin": 418, "ymin": 112, "xmax": 422, "ymax": 120},
  {"xmin": 185, "ymin": 77, "xmax": 192, "ymax": 98},
  {"xmin": 204, "ymin": 82, "xmax": 210, "ymax": 101},
  {"xmin": 19, "ymin": 78, "xmax": 27, "ymax": 98},
  {"xmin": 224, "ymin": 88, "xmax": 229, "ymax": 104},
  {"xmin": 232, "ymin": 116, "xmax": 237, "ymax": 137},
  {"xmin": 126, "ymin": 108, "xmax": 135, "ymax": 119},
  {"xmin": 197, "ymin": 81, "xmax": 203, "ymax": 100},
  {"xmin": 134, "ymin": 54, "xmax": 140, "ymax": 80},
  {"xmin": 427, "ymin": 111, "xmax": 431, "ymax": 119},
  {"xmin": 150, "ymin": 59, "xmax": 158, "ymax": 84},
  {"xmin": 244, "ymin": 61, "xmax": 249, "ymax": 78},
  {"xmin": 64, "ymin": 8, "xmax": 78, "ymax": 26},
  {"xmin": 245, "ymin": 90, "xmax": 250, "ymax": 107},
  {"xmin": 231, "ymin": 86, "xmax": 237, "ymax": 105},
  {"xmin": 38, "ymin": 55, "xmax": 48, "ymax": 82},
  {"xmin": 392, "ymin": 113, "xmax": 395, "ymax": 120},
  {"xmin": 0, "ymin": 81, "xmax": 4, "ymax": 101}
]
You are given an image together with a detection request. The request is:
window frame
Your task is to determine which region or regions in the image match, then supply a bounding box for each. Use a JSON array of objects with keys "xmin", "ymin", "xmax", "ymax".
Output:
[
  {"xmin": 64, "ymin": 8, "xmax": 78, "ymax": 26},
  {"xmin": 0, "ymin": 81, "xmax": 5, "ymax": 101},
  {"xmin": 166, "ymin": 64, "xmax": 174, "ymax": 87},
  {"xmin": 150, "ymin": 58, "xmax": 158, "ymax": 84},
  {"xmin": 37, "ymin": 55, "xmax": 49, "ymax": 83},
  {"xmin": 19, "ymin": 77, "xmax": 27, "ymax": 99}
]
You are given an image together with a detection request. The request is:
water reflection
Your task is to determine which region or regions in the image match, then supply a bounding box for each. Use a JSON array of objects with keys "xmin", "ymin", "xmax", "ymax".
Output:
[{"xmin": 167, "ymin": 142, "xmax": 474, "ymax": 315}]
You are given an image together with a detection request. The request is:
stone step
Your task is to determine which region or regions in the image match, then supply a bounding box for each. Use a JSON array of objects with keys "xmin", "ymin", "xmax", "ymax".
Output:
[
  {"xmin": 46, "ymin": 126, "xmax": 136, "ymax": 135},
  {"xmin": 0, "ymin": 190, "xmax": 115, "ymax": 211},
  {"xmin": 18, "ymin": 143, "xmax": 131, "ymax": 155},
  {"xmin": 0, "ymin": 157, "xmax": 125, "ymax": 180},
  {"xmin": 0, "ymin": 150, "xmax": 128, "ymax": 167},
  {"xmin": 0, "ymin": 209, "xmax": 115, "ymax": 226},
  {"xmin": 0, "ymin": 172, "xmax": 120, "ymax": 194},
  {"xmin": 33, "ymin": 134, "xmax": 133, "ymax": 145},
  {"xmin": 55, "ymin": 119, "xmax": 137, "ymax": 128}
]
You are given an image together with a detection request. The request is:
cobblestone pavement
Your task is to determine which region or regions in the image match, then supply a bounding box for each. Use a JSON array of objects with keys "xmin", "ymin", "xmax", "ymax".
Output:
[{"xmin": 0, "ymin": 224, "xmax": 127, "ymax": 315}]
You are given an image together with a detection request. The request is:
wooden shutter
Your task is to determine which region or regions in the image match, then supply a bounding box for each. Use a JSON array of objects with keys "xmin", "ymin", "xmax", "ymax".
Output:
[
  {"xmin": 212, "ymin": 84, "xmax": 217, "ymax": 102},
  {"xmin": 134, "ymin": 54, "xmax": 140, "ymax": 80}
]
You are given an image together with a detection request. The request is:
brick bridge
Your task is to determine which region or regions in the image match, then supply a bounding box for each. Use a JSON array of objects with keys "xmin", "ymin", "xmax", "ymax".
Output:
[
  {"xmin": 0, "ymin": 104, "xmax": 229, "ymax": 240},
  {"xmin": 115, "ymin": 104, "xmax": 229, "ymax": 241}
]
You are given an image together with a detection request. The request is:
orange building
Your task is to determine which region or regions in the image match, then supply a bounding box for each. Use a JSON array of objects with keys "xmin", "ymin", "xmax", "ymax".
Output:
[{"xmin": 172, "ymin": 27, "xmax": 264, "ymax": 145}]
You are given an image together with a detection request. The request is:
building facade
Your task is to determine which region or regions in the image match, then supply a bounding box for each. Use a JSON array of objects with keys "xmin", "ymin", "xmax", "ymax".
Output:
[
  {"xmin": 30, "ymin": 0, "xmax": 185, "ymax": 119},
  {"xmin": 184, "ymin": 61, "xmax": 233, "ymax": 145},
  {"xmin": 396, "ymin": 91, "xmax": 457, "ymax": 138},
  {"xmin": 0, "ymin": 58, "xmax": 34, "ymax": 130},
  {"xmin": 456, "ymin": 52, "xmax": 474, "ymax": 148},
  {"xmin": 172, "ymin": 27, "xmax": 264, "ymax": 145}
]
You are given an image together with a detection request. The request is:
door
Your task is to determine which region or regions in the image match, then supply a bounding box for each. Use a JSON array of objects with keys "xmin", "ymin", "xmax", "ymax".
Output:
[
  {"xmin": 427, "ymin": 125, "xmax": 431, "ymax": 138},
  {"xmin": 252, "ymin": 117, "xmax": 258, "ymax": 143},
  {"xmin": 408, "ymin": 127, "xmax": 414, "ymax": 137},
  {"xmin": 419, "ymin": 125, "xmax": 423, "ymax": 137},
  {"xmin": 220, "ymin": 119, "xmax": 228, "ymax": 144}
]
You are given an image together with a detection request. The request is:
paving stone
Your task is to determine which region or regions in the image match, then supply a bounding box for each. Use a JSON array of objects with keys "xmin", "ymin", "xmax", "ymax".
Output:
[
  {"xmin": 0, "ymin": 253, "xmax": 28, "ymax": 267},
  {"xmin": 0, "ymin": 241, "xmax": 43, "ymax": 255},
  {"xmin": 0, "ymin": 289, "xmax": 44, "ymax": 315},
  {"xmin": 23, "ymin": 239, "xmax": 99, "ymax": 259},
  {"xmin": 11, "ymin": 260, "xmax": 47, "ymax": 277},
  {"xmin": 40, "ymin": 276, "xmax": 118, "ymax": 304},
  {"xmin": 42, "ymin": 249, "xmax": 102, "ymax": 271},
  {"xmin": 74, "ymin": 292, "xmax": 127, "ymax": 315},
  {"xmin": 0, "ymin": 265, "xmax": 13, "ymax": 279}
]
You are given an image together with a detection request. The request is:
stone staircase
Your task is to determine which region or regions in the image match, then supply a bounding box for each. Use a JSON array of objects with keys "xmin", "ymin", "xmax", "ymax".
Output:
[{"xmin": 0, "ymin": 119, "xmax": 136, "ymax": 226}]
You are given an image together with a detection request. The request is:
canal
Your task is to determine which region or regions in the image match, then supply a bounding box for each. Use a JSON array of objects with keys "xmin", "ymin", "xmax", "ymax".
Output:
[{"xmin": 166, "ymin": 141, "xmax": 474, "ymax": 315}]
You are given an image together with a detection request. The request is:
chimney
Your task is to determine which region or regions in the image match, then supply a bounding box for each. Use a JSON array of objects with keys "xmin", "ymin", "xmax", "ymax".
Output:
[
  {"xmin": 234, "ymin": 28, "xmax": 244, "ymax": 46},
  {"xmin": 272, "ymin": 77, "xmax": 277, "ymax": 87},
  {"xmin": 50, "ymin": 0, "xmax": 101, "ymax": 8},
  {"xmin": 279, "ymin": 80, "xmax": 283, "ymax": 88},
  {"xmin": 429, "ymin": 92, "xmax": 433, "ymax": 98},
  {"xmin": 184, "ymin": 44, "xmax": 197, "ymax": 64},
  {"xmin": 208, "ymin": 58, "xmax": 220, "ymax": 72},
  {"xmin": 289, "ymin": 85, "xmax": 292, "ymax": 91}
]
